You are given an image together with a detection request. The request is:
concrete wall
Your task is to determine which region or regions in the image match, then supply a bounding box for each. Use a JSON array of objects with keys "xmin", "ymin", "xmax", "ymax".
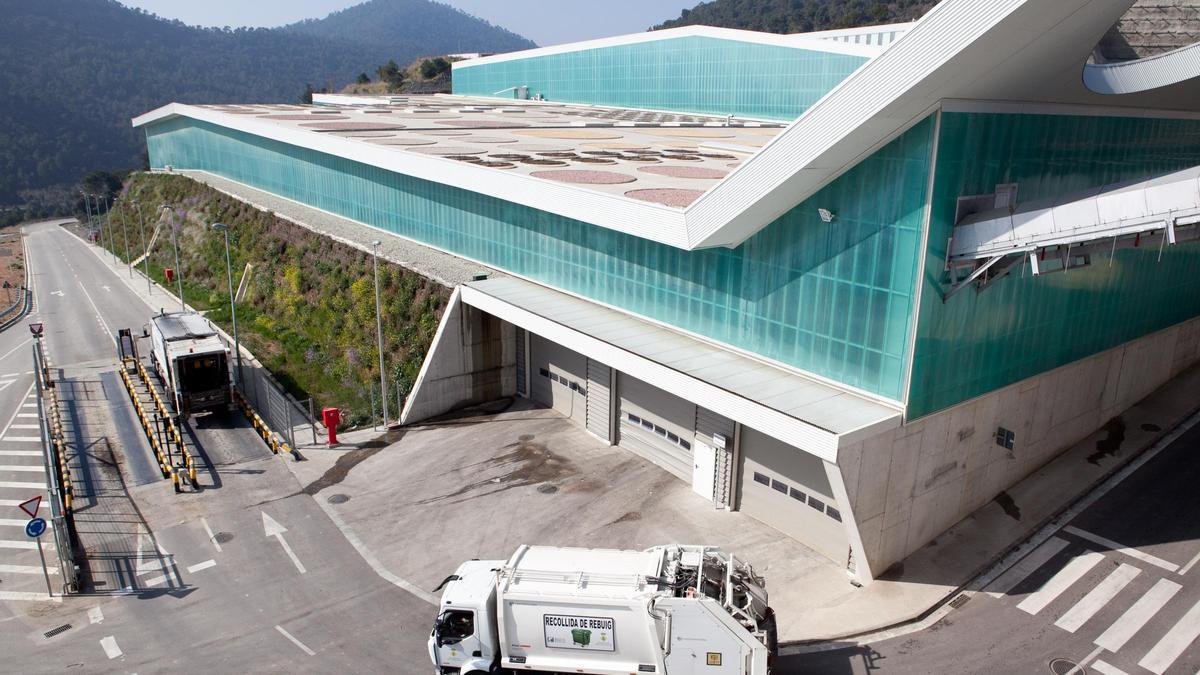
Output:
[
  {"xmin": 839, "ymin": 315, "xmax": 1200, "ymax": 578},
  {"xmin": 401, "ymin": 289, "xmax": 517, "ymax": 424}
]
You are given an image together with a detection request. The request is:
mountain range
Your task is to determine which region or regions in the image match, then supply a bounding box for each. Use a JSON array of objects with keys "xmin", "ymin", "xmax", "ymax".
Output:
[
  {"xmin": 652, "ymin": 0, "xmax": 940, "ymax": 33},
  {"xmin": 0, "ymin": 0, "xmax": 535, "ymax": 206}
]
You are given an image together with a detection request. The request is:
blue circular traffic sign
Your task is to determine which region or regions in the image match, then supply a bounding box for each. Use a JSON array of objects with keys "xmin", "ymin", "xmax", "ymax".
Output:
[{"xmin": 25, "ymin": 517, "xmax": 46, "ymax": 538}]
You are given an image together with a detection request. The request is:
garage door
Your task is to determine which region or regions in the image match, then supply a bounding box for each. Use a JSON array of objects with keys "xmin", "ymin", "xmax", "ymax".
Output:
[
  {"xmin": 529, "ymin": 334, "xmax": 587, "ymax": 426},
  {"xmin": 738, "ymin": 427, "xmax": 848, "ymax": 564},
  {"xmin": 618, "ymin": 374, "xmax": 696, "ymax": 480}
]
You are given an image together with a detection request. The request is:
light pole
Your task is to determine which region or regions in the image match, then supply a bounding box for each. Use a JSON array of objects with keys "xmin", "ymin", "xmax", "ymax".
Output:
[
  {"xmin": 132, "ymin": 199, "xmax": 152, "ymax": 295},
  {"xmin": 211, "ymin": 223, "xmax": 243, "ymax": 389},
  {"xmin": 99, "ymin": 194, "xmax": 117, "ymax": 263},
  {"xmin": 116, "ymin": 197, "xmax": 132, "ymax": 277},
  {"xmin": 371, "ymin": 240, "xmax": 388, "ymax": 428},
  {"xmin": 81, "ymin": 192, "xmax": 94, "ymax": 238},
  {"xmin": 161, "ymin": 205, "xmax": 185, "ymax": 311}
]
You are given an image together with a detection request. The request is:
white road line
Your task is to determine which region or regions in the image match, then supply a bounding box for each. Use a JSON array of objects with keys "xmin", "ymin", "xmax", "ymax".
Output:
[
  {"xmin": 0, "ymin": 450, "xmax": 41, "ymax": 457},
  {"xmin": 1017, "ymin": 551, "xmax": 1105, "ymax": 615},
  {"xmin": 186, "ymin": 559, "xmax": 216, "ymax": 574},
  {"xmin": 15, "ymin": 413, "xmax": 35, "ymax": 418},
  {"xmin": 0, "ymin": 383, "xmax": 36, "ymax": 442},
  {"xmin": 1095, "ymin": 578, "xmax": 1182, "ymax": 652},
  {"xmin": 0, "ymin": 499, "xmax": 43, "ymax": 506},
  {"xmin": 275, "ymin": 625, "xmax": 315, "ymax": 656},
  {"xmin": 1138, "ymin": 597, "xmax": 1200, "ymax": 674},
  {"xmin": 88, "ymin": 606, "xmax": 103, "ymax": 624},
  {"xmin": 141, "ymin": 574, "xmax": 169, "ymax": 587},
  {"xmin": 0, "ymin": 339, "xmax": 32, "ymax": 365},
  {"xmin": 100, "ymin": 635, "xmax": 122, "ymax": 659},
  {"xmin": 0, "ymin": 591, "xmax": 60, "ymax": 602},
  {"xmin": 19, "ymin": 404, "xmax": 34, "ymax": 409},
  {"xmin": 1063, "ymin": 526, "xmax": 1181, "ymax": 573},
  {"xmin": 200, "ymin": 517, "xmax": 222, "ymax": 552},
  {"xmin": 1055, "ymin": 563, "xmax": 1141, "ymax": 633},
  {"xmin": 986, "ymin": 536, "xmax": 1072, "ymax": 598},
  {"xmin": 77, "ymin": 282, "xmax": 117, "ymax": 348},
  {"xmin": 0, "ymin": 465, "xmax": 45, "ymax": 473},
  {"xmin": 0, "ymin": 540, "xmax": 39, "ymax": 550},
  {"xmin": 0, "ymin": 564, "xmax": 57, "ymax": 575},
  {"xmin": 0, "ymin": 518, "xmax": 33, "ymax": 526},
  {"xmin": 1090, "ymin": 660, "xmax": 1128, "ymax": 675},
  {"xmin": 1180, "ymin": 546, "xmax": 1200, "ymax": 576},
  {"xmin": 2, "ymin": 437, "xmax": 42, "ymax": 442},
  {"xmin": 9, "ymin": 424, "xmax": 39, "ymax": 430},
  {"xmin": 0, "ymin": 480, "xmax": 46, "ymax": 489},
  {"xmin": 313, "ymin": 496, "xmax": 440, "ymax": 606}
]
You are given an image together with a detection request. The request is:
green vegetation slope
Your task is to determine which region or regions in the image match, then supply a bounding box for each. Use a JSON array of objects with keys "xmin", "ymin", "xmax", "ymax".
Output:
[
  {"xmin": 652, "ymin": 0, "xmax": 940, "ymax": 33},
  {"xmin": 98, "ymin": 173, "xmax": 449, "ymax": 427}
]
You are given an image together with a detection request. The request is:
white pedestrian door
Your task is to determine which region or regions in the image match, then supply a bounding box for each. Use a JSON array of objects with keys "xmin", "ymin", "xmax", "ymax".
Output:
[{"xmin": 692, "ymin": 440, "xmax": 716, "ymax": 501}]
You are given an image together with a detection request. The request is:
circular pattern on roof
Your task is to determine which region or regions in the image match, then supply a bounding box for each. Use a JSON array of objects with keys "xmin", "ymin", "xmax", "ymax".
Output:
[
  {"xmin": 328, "ymin": 130, "xmax": 397, "ymax": 138},
  {"xmin": 260, "ymin": 114, "xmax": 349, "ymax": 121},
  {"xmin": 640, "ymin": 129, "xmax": 735, "ymax": 138},
  {"xmin": 510, "ymin": 143, "xmax": 574, "ymax": 153},
  {"xmin": 365, "ymin": 138, "xmax": 437, "ymax": 146},
  {"xmin": 530, "ymin": 170, "xmax": 636, "ymax": 184},
  {"xmin": 638, "ymin": 165, "xmax": 728, "ymax": 180},
  {"xmin": 300, "ymin": 121, "xmax": 405, "ymax": 131},
  {"xmin": 437, "ymin": 119, "xmax": 530, "ymax": 128},
  {"xmin": 406, "ymin": 145, "xmax": 487, "ymax": 155},
  {"xmin": 513, "ymin": 129, "xmax": 624, "ymax": 140},
  {"xmin": 422, "ymin": 130, "xmax": 471, "ymax": 136},
  {"xmin": 726, "ymin": 162, "xmax": 742, "ymax": 168},
  {"xmin": 464, "ymin": 136, "xmax": 519, "ymax": 144},
  {"xmin": 624, "ymin": 188, "xmax": 704, "ymax": 207}
]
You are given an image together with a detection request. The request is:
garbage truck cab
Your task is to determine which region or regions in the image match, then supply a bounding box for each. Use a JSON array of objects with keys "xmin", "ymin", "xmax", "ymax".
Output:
[{"xmin": 429, "ymin": 559, "xmax": 503, "ymax": 673}]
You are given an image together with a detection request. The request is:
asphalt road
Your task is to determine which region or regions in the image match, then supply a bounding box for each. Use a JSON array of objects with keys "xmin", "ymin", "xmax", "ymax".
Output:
[
  {"xmin": 1, "ymin": 222, "xmax": 438, "ymax": 673},
  {"xmin": 786, "ymin": 417, "xmax": 1200, "ymax": 675}
]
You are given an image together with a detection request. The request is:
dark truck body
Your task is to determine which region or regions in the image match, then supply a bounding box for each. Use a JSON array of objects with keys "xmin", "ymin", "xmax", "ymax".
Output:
[{"xmin": 148, "ymin": 312, "xmax": 231, "ymax": 417}]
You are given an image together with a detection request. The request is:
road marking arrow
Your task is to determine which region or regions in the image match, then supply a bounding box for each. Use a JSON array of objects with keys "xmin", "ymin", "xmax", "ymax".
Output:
[
  {"xmin": 262, "ymin": 511, "xmax": 306, "ymax": 574},
  {"xmin": 101, "ymin": 285, "xmax": 111, "ymax": 292},
  {"xmin": 50, "ymin": 290, "xmax": 64, "ymax": 297}
]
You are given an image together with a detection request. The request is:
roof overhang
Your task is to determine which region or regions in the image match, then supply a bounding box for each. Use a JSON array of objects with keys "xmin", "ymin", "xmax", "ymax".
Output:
[
  {"xmin": 454, "ymin": 276, "xmax": 902, "ymax": 462},
  {"xmin": 135, "ymin": 0, "xmax": 1200, "ymax": 253}
]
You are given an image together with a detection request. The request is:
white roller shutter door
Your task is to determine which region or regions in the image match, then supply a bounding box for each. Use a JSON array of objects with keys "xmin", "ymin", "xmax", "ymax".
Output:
[
  {"xmin": 529, "ymin": 334, "xmax": 587, "ymax": 426},
  {"xmin": 618, "ymin": 374, "xmax": 696, "ymax": 481}
]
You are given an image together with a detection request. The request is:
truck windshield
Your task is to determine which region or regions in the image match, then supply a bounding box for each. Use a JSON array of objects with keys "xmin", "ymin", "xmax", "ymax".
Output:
[
  {"xmin": 439, "ymin": 610, "xmax": 474, "ymax": 640},
  {"xmin": 179, "ymin": 354, "xmax": 227, "ymax": 393}
]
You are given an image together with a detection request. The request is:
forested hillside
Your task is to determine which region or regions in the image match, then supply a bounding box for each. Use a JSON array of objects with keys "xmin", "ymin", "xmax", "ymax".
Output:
[
  {"xmin": 0, "ymin": 0, "xmax": 535, "ymax": 207},
  {"xmin": 652, "ymin": 0, "xmax": 939, "ymax": 33}
]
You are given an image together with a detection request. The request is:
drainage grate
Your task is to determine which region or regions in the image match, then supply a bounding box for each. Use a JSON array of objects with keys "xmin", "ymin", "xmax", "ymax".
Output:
[
  {"xmin": 327, "ymin": 493, "xmax": 350, "ymax": 505},
  {"xmin": 537, "ymin": 484, "xmax": 559, "ymax": 494},
  {"xmin": 1049, "ymin": 659, "xmax": 1084, "ymax": 675},
  {"xmin": 948, "ymin": 594, "xmax": 971, "ymax": 609},
  {"xmin": 44, "ymin": 623, "xmax": 72, "ymax": 639}
]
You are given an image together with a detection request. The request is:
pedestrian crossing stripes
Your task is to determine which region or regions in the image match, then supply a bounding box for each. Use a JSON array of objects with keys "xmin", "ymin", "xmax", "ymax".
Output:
[{"xmin": 990, "ymin": 532, "xmax": 1198, "ymax": 674}]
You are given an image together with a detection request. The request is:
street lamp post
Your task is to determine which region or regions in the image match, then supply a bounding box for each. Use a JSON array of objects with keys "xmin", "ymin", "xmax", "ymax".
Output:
[
  {"xmin": 161, "ymin": 205, "xmax": 185, "ymax": 311},
  {"xmin": 371, "ymin": 240, "xmax": 388, "ymax": 428},
  {"xmin": 116, "ymin": 197, "xmax": 132, "ymax": 277},
  {"xmin": 82, "ymin": 192, "xmax": 94, "ymax": 238},
  {"xmin": 212, "ymin": 223, "xmax": 243, "ymax": 389},
  {"xmin": 100, "ymin": 194, "xmax": 117, "ymax": 263},
  {"xmin": 132, "ymin": 199, "xmax": 152, "ymax": 294}
]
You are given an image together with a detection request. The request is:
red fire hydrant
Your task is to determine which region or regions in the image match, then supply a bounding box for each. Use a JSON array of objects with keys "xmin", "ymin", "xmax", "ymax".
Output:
[
  {"xmin": 322, "ymin": 407, "xmax": 340, "ymax": 445},
  {"xmin": 164, "ymin": 268, "xmax": 175, "ymax": 284}
]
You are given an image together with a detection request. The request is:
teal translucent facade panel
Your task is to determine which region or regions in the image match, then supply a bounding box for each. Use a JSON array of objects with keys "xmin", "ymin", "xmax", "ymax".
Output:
[
  {"xmin": 145, "ymin": 116, "xmax": 932, "ymax": 399},
  {"xmin": 452, "ymin": 36, "xmax": 867, "ymax": 121},
  {"xmin": 909, "ymin": 112, "xmax": 1200, "ymax": 418}
]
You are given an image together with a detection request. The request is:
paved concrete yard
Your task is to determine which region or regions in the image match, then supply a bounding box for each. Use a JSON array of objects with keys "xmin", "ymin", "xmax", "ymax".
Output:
[{"xmin": 291, "ymin": 398, "xmax": 851, "ymax": 643}]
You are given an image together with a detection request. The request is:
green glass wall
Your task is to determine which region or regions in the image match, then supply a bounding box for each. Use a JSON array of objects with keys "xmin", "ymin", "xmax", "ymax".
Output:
[
  {"xmin": 909, "ymin": 112, "xmax": 1200, "ymax": 418},
  {"xmin": 146, "ymin": 115, "xmax": 933, "ymax": 399},
  {"xmin": 452, "ymin": 36, "xmax": 867, "ymax": 121}
]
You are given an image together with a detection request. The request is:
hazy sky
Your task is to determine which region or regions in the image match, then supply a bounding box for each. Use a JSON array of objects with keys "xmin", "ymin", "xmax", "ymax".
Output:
[{"xmin": 121, "ymin": 0, "xmax": 698, "ymax": 45}]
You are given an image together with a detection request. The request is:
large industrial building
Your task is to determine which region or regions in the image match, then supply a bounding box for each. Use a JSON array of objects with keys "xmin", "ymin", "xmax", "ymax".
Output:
[{"xmin": 134, "ymin": 0, "xmax": 1200, "ymax": 584}]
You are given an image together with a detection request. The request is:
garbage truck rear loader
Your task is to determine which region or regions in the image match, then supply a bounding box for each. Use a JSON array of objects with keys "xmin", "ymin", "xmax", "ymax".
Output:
[{"xmin": 429, "ymin": 544, "xmax": 776, "ymax": 675}]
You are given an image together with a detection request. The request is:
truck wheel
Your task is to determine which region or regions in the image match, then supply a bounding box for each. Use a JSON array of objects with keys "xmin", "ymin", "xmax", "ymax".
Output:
[{"xmin": 762, "ymin": 606, "xmax": 779, "ymax": 656}]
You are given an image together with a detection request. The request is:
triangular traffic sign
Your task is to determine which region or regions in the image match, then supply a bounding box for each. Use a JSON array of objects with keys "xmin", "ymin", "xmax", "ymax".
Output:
[{"xmin": 18, "ymin": 496, "xmax": 41, "ymax": 519}]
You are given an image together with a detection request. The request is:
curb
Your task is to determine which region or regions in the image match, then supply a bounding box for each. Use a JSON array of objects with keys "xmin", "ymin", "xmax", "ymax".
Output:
[
  {"xmin": 783, "ymin": 396, "xmax": 1200, "ymax": 652},
  {"xmin": 0, "ymin": 234, "xmax": 33, "ymax": 332}
]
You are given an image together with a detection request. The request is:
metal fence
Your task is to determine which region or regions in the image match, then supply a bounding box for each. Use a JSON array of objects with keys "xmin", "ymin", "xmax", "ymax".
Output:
[{"xmin": 230, "ymin": 347, "xmax": 319, "ymax": 448}]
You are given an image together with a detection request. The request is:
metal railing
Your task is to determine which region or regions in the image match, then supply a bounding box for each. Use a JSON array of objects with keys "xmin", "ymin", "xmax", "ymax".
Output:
[
  {"xmin": 33, "ymin": 340, "xmax": 78, "ymax": 593},
  {"xmin": 116, "ymin": 355, "xmax": 198, "ymax": 492}
]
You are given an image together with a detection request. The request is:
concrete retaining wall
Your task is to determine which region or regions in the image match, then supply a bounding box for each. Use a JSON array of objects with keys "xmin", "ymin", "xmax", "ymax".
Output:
[{"xmin": 840, "ymin": 314, "xmax": 1200, "ymax": 577}]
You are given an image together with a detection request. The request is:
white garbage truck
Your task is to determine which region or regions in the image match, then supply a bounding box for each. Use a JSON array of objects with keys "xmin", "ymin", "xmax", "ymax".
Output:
[
  {"xmin": 428, "ymin": 544, "xmax": 776, "ymax": 675},
  {"xmin": 146, "ymin": 311, "xmax": 232, "ymax": 417}
]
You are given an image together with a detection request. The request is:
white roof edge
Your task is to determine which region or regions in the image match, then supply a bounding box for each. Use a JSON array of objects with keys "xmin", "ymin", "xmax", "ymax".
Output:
[
  {"xmin": 453, "ymin": 25, "xmax": 879, "ymax": 71},
  {"xmin": 800, "ymin": 21, "xmax": 919, "ymax": 40},
  {"xmin": 131, "ymin": 103, "xmax": 693, "ymax": 249},
  {"xmin": 681, "ymin": 0, "xmax": 1099, "ymax": 249}
]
